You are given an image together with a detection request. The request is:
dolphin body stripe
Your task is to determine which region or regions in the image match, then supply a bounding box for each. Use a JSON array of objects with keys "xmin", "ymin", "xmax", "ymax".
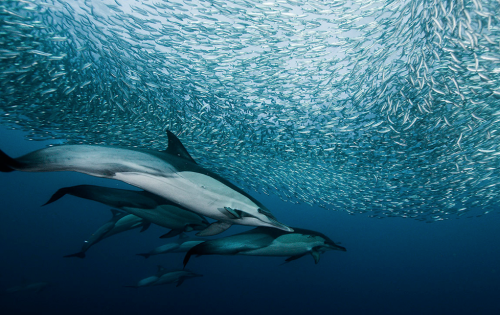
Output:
[
  {"xmin": 183, "ymin": 227, "xmax": 346, "ymax": 267},
  {"xmin": 0, "ymin": 131, "xmax": 291, "ymax": 235}
]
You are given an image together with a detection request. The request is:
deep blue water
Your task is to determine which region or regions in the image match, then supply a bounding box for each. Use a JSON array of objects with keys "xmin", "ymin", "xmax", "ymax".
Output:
[{"xmin": 1, "ymin": 125, "xmax": 499, "ymax": 315}]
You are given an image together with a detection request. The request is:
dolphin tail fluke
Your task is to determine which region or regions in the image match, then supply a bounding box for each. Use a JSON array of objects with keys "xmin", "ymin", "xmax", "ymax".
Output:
[
  {"xmin": 0, "ymin": 149, "xmax": 23, "ymax": 172},
  {"xmin": 43, "ymin": 187, "xmax": 71, "ymax": 206},
  {"xmin": 136, "ymin": 253, "xmax": 151, "ymax": 259},
  {"xmin": 64, "ymin": 251, "xmax": 86, "ymax": 259}
]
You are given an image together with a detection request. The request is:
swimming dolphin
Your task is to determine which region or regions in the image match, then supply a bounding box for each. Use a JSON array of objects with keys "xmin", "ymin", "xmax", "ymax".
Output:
[
  {"xmin": 137, "ymin": 234, "xmax": 205, "ymax": 259},
  {"xmin": 183, "ymin": 227, "xmax": 346, "ymax": 267},
  {"xmin": 0, "ymin": 130, "xmax": 291, "ymax": 236},
  {"xmin": 65, "ymin": 209, "xmax": 151, "ymax": 259},
  {"xmin": 3, "ymin": 282, "xmax": 51, "ymax": 294},
  {"xmin": 44, "ymin": 184, "xmax": 210, "ymax": 238},
  {"xmin": 125, "ymin": 266, "xmax": 202, "ymax": 288}
]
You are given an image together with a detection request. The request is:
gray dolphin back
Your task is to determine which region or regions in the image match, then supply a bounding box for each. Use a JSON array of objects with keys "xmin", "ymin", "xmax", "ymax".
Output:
[{"xmin": 43, "ymin": 185, "xmax": 166, "ymax": 209}]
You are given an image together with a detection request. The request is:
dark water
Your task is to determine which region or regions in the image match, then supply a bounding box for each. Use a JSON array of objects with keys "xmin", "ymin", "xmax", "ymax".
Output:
[{"xmin": 1, "ymin": 126, "xmax": 499, "ymax": 315}]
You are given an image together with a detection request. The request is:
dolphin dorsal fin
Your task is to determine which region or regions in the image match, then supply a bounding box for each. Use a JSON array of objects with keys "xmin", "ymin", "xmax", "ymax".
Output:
[{"xmin": 164, "ymin": 130, "xmax": 197, "ymax": 164}]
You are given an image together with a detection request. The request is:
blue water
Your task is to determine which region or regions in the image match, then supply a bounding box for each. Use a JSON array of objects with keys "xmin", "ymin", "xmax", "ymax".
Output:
[{"xmin": 1, "ymin": 126, "xmax": 499, "ymax": 315}]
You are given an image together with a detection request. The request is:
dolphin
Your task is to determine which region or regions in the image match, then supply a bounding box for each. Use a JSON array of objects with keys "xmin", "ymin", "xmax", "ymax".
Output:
[
  {"xmin": 65, "ymin": 209, "xmax": 151, "ymax": 259},
  {"xmin": 0, "ymin": 130, "xmax": 291, "ymax": 236},
  {"xmin": 183, "ymin": 227, "xmax": 346, "ymax": 267},
  {"xmin": 44, "ymin": 184, "xmax": 210, "ymax": 238},
  {"xmin": 137, "ymin": 234, "xmax": 205, "ymax": 259},
  {"xmin": 125, "ymin": 266, "xmax": 202, "ymax": 288},
  {"xmin": 3, "ymin": 282, "xmax": 51, "ymax": 294}
]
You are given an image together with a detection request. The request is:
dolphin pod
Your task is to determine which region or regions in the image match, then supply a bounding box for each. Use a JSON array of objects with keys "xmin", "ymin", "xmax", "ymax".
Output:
[
  {"xmin": 124, "ymin": 266, "xmax": 202, "ymax": 288},
  {"xmin": 0, "ymin": 130, "xmax": 291, "ymax": 235},
  {"xmin": 44, "ymin": 184, "xmax": 210, "ymax": 238},
  {"xmin": 64, "ymin": 209, "xmax": 151, "ymax": 259},
  {"xmin": 183, "ymin": 227, "xmax": 346, "ymax": 267},
  {"xmin": 1, "ymin": 131, "xmax": 346, "ymax": 287}
]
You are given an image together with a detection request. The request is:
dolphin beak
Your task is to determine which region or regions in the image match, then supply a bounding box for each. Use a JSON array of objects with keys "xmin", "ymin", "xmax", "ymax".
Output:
[{"xmin": 327, "ymin": 242, "xmax": 346, "ymax": 251}]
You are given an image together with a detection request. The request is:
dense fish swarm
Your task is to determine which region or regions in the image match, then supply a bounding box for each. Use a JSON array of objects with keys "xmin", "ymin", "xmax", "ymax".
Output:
[{"xmin": 1, "ymin": 0, "xmax": 499, "ymax": 221}]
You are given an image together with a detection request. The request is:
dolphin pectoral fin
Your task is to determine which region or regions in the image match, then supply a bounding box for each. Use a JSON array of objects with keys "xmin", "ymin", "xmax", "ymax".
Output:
[
  {"xmin": 160, "ymin": 229, "xmax": 183, "ymax": 238},
  {"xmin": 64, "ymin": 251, "xmax": 86, "ymax": 259},
  {"xmin": 184, "ymin": 225, "xmax": 194, "ymax": 232},
  {"xmin": 195, "ymin": 221, "xmax": 232, "ymax": 236},
  {"xmin": 311, "ymin": 250, "xmax": 321, "ymax": 264},
  {"xmin": 283, "ymin": 253, "xmax": 308, "ymax": 264},
  {"xmin": 0, "ymin": 149, "xmax": 23, "ymax": 172},
  {"xmin": 136, "ymin": 253, "xmax": 151, "ymax": 259},
  {"xmin": 221, "ymin": 207, "xmax": 241, "ymax": 219},
  {"xmin": 176, "ymin": 277, "xmax": 187, "ymax": 287},
  {"xmin": 140, "ymin": 221, "xmax": 151, "ymax": 232}
]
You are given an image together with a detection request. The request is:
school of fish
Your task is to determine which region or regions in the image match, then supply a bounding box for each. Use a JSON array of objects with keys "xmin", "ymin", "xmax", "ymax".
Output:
[{"xmin": 1, "ymin": 0, "xmax": 500, "ymax": 223}]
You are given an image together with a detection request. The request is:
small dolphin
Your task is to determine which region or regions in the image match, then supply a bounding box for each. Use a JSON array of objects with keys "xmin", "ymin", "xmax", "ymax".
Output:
[
  {"xmin": 65, "ymin": 209, "xmax": 151, "ymax": 259},
  {"xmin": 125, "ymin": 266, "xmax": 202, "ymax": 288},
  {"xmin": 137, "ymin": 234, "xmax": 205, "ymax": 259},
  {"xmin": 0, "ymin": 130, "xmax": 291, "ymax": 235},
  {"xmin": 183, "ymin": 227, "xmax": 346, "ymax": 267},
  {"xmin": 45, "ymin": 184, "xmax": 209, "ymax": 238},
  {"xmin": 3, "ymin": 282, "xmax": 51, "ymax": 294}
]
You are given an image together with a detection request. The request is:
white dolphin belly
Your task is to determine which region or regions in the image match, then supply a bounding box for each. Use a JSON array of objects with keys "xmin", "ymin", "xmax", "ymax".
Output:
[{"xmin": 114, "ymin": 171, "xmax": 264, "ymax": 226}]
